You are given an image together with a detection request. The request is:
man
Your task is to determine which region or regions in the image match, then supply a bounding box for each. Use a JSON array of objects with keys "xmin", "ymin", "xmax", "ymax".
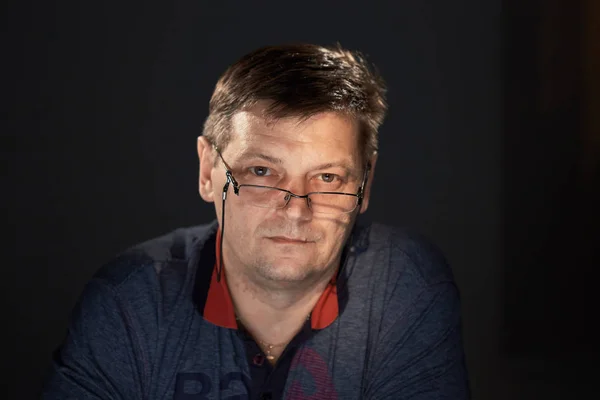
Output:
[{"xmin": 43, "ymin": 43, "xmax": 470, "ymax": 399}]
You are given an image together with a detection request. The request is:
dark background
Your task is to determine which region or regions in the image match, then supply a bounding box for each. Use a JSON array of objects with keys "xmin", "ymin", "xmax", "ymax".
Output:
[{"xmin": 4, "ymin": 0, "xmax": 598, "ymax": 398}]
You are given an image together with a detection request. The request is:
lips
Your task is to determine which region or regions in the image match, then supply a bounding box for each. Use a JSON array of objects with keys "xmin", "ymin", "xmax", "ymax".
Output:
[{"xmin": 267, "ymin": 236, "xmax": 312, "ymax": 244}]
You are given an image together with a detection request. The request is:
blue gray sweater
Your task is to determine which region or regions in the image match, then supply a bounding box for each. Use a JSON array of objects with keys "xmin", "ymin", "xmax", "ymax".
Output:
[{"xmin": 42, "ymin": 219, "xmax": 470, "ymax": 399}]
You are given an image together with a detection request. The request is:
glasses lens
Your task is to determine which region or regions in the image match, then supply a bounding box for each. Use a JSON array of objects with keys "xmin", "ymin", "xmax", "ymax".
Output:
[
  {"xmin": 237, "ymin": 186, "xmax": 359, "ymax": 215},
  {"xmin": 238, "ymin": 186, "xmax": 287, "ymax": 208},
  {"xmin": 309, "ymin": 193, "xmax": 358, "ymax": 214}
]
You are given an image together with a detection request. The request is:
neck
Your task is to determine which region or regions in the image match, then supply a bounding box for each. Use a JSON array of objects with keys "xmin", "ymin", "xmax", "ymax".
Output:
[{"xmin": 224, "ymin": 262, "xmax": 336, "ymax": 348}]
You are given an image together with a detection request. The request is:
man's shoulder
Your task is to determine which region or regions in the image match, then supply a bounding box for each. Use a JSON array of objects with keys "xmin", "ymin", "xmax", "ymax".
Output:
[
  {"xmin": 361, "ymin": 221, "xmax": 455, "ymax": 287},
  {"xmin": 92, "ymin": 220, "xmax": 219, "ymax": 289}
]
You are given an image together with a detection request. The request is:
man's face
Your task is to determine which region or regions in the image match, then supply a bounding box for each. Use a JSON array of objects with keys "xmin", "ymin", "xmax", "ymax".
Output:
[{"xmin": 198, "ymin": 106, "xmax": 376, "ymax": 287}]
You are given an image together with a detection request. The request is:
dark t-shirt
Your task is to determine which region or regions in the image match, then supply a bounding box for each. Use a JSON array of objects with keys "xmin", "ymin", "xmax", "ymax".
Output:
[{"xmin": 42, "ymin": 219, "xmax": 471, "ymax": 399}]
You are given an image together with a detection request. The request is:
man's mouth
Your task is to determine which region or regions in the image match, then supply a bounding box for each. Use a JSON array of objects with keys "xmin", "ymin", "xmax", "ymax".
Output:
[{"xmin": 267, "ymin": 236, "xmax": 313, "ymax": 244}]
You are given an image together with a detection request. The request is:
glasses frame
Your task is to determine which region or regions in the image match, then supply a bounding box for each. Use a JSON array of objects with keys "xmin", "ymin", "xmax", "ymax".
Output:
[
  {"xmin": 213, "ymin": 144, "xmax": 372, "ymax": 282},
  {"xmin": 215, "ymin": 146, "xmax": 370, "ymax": 214}
]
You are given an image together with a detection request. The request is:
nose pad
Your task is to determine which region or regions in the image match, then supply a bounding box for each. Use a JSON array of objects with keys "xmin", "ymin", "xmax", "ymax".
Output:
[{"xmin": 281, "ymin": 192, "xmax": 311, "ymax": 212}]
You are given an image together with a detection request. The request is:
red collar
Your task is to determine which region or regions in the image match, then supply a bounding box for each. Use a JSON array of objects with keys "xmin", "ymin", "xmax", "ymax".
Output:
[{"xmin": 203, "ymin": 229, "xmax": 339, "ymax": 330}]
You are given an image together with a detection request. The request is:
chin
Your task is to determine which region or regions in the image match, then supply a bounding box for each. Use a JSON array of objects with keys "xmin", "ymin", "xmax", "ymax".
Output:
[
  {"xmin": 254, "ymin": 259, "xmax": 318, "ymax": 283},
  {"xmin": 261, "ymin": 271, "xmax": 309, "ymax": 283}
]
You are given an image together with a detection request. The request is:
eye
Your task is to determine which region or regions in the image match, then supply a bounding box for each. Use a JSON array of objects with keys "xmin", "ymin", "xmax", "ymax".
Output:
[
  {"xmin": 320, "ymin": 173, "xmax": 339, "ymax": 183},
  {"xmin": 249, "ymin": 166, "xmax": 271, "ymax": 177}
]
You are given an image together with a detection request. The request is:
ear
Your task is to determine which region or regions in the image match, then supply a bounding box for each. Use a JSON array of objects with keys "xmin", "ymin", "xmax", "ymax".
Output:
[
  {"xmin": 197, "ymin": 136, "xmax": 216, "ymax": 203},
  {"xmin": 359, "ymin": 152, "xmax": 378, "ymax": 214}
]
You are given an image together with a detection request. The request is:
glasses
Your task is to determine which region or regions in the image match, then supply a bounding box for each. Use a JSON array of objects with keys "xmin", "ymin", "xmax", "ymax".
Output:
[{"xmin": 213, "ymin": 145, "xmax": 371, "ymax": 281}]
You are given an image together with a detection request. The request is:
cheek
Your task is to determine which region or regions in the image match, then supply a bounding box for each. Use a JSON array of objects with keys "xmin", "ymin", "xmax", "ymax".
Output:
[
  {"xmin": 315, "ymin": 219, "xmax": 352, "ymax": 253},
  {"xmin": 227, "ymin": 202, "xmax": 269, "ymax": 240}
]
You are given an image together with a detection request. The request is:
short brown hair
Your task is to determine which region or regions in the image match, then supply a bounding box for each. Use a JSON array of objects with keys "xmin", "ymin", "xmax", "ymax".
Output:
[{"xmin": 202, "ymin": 43, "xmax": 387, "ymax": 163}]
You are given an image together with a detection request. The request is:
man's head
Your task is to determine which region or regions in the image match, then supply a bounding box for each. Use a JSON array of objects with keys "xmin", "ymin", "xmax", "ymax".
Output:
[{"xmin": 197, "ymin": 43, "xmax": 387, "ymax": 288}]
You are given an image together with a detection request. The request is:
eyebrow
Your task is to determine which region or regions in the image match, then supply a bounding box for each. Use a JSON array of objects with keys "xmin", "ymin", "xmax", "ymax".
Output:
[
  {"xmin": 312, "ymin": 162, "xmax": 357, "ymax": 177},
  {"xmin": 236, "ymin": 152, "xmax": 283, "ymax": 165}
]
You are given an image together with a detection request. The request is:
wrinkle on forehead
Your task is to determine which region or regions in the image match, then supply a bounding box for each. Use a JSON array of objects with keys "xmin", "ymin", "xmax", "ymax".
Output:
[{"xmin": 229, "ymin": 107, "xmax": 360, "ymax": 158}]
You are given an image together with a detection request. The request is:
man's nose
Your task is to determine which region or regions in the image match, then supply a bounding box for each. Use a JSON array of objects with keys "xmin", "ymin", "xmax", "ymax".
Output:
[
  {"xmin": 283, "ymin": 194, "xmax": 313, "ymax": 220},
  {"xmin": 280, "ymin": 178, "xmax": 312, "ymax": 219}
]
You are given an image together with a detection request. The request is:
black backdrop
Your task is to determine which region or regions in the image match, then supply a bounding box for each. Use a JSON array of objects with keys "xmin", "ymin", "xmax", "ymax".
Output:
[{"xmin": 4, "ymin": 0, "xmax": 597, "ymax": 399}]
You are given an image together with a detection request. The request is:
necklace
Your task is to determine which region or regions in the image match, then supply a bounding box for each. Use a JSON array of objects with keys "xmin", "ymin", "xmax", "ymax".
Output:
[
  {"xmin": 257, "ymin": 339, "xmax": 288, "ymax": 361},
  {"xmin": 235, "ymin": 313, "xmax": 311, "ymax": 361}
]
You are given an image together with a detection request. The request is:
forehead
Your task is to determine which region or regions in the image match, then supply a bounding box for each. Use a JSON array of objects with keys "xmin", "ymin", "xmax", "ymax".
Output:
[{"xmin": 226, "ymin": 106, "xmax": 361, "ymax": 164}]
